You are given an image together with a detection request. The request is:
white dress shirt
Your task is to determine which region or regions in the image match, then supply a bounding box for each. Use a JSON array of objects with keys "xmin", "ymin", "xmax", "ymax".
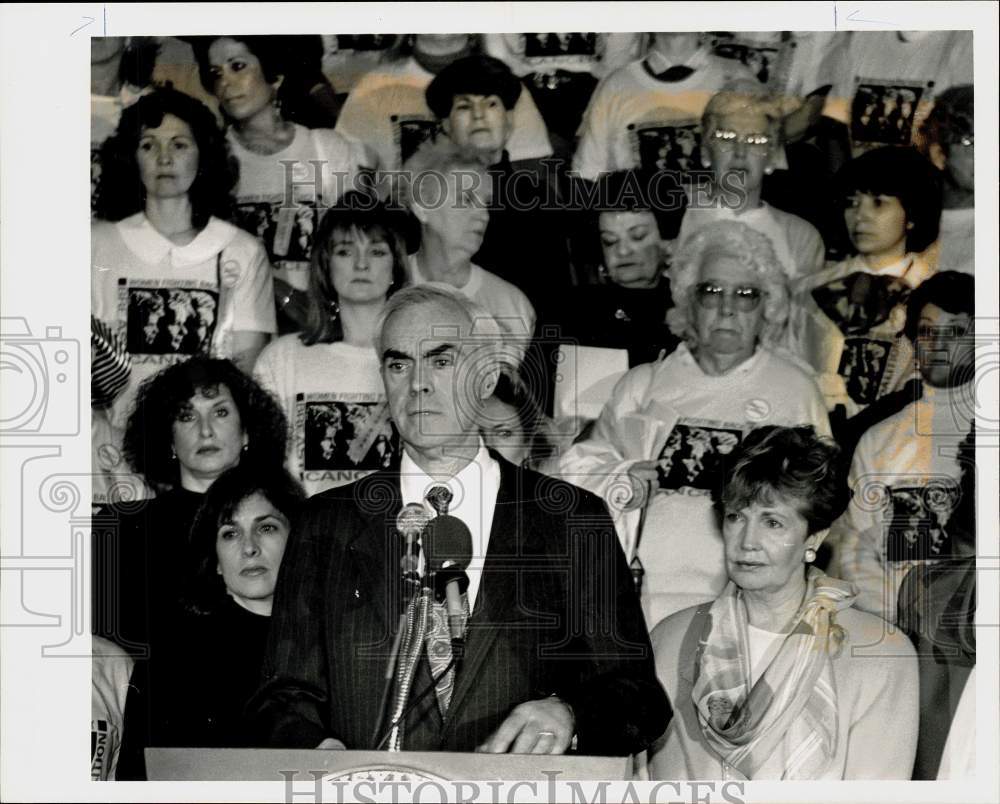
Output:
[{"xmin": 399, "ymin": 443, "xmax": 501, "ymax": 613}]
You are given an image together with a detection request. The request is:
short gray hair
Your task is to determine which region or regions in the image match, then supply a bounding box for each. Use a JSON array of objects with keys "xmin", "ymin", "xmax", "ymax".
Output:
[
  {"xmin": 374, "ymin": 284, "xmax": 517, "ymax": 375},
  {"xmin": 667, "ymin": 220, "xmax": 790, "ymax": 349}
]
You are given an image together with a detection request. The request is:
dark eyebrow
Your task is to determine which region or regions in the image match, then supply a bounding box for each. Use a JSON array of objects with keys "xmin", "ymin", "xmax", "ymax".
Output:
[
  {"xmin": 382, "ymin": 348, "xmax": 414, "ymax": 362},
  {"xmin": 423, "ymin": 344, "xmax": 457, "ymax": 359}
]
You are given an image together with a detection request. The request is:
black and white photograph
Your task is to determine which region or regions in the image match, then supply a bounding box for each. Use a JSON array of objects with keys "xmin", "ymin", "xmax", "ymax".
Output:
[{"xmin": 0, "ymin": 4, "xmax": 997, "ymax": 803}]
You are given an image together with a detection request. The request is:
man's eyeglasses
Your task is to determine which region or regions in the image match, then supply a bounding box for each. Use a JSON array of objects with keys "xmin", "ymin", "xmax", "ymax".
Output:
[
  {"xmin": 693, "ymin": 282, "xmax": 765, "ymax": 312},
  {"xmin": 710, "ymin": 129, "xmax": 772, "ymax": 151}
]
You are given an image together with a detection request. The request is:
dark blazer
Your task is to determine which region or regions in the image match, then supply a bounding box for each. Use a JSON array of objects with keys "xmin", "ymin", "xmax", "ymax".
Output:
[{"xmin": 248, "ymin": 452, "xmax": 670, "ymax": 755}]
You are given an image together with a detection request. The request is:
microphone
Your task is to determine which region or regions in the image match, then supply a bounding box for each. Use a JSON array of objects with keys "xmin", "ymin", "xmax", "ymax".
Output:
[
  {"xmin": 373, "ymin": 503, "xmax": 433, "ymax": 748},
  {"xmin": 395, "ymin": 503, "xmax": 431, "ymax": 584},
  {"xmin": 422, "ymin": 514, "xmax": 473, "ymax": 643}
]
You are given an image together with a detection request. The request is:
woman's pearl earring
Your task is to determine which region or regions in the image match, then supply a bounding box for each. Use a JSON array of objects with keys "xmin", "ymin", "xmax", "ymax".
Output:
[{"xmin": 804, "ymin": 547, "xmax": 817, "ymax": 564}]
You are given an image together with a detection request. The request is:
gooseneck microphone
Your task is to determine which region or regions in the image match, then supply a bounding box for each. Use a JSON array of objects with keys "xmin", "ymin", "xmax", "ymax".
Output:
[
  {"xmin": 396, "ymin": 503, "xmax": 431, "ymax": 585},
  {"xmin": 422, "ymin": 514, "xmax": 474, "ymax": 645}
]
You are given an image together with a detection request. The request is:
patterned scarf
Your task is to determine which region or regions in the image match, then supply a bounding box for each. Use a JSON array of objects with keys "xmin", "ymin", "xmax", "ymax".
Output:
[
  {"xmin": 811, "ymin": 271, "xmax": 911, "ymax": 336},
  {"xmin": 691, "ymin": 569, "xmax": 857, "ymax": 779}
]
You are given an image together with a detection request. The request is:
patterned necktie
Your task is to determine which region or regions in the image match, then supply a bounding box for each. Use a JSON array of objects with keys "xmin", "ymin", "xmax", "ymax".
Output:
[{"xmin": 423, "ymin": 485, "xmax": 469, "ymax": 715}]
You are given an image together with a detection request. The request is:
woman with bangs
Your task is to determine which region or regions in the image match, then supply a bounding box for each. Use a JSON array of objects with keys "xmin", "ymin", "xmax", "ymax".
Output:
[
  {"xmin": 555, "ymin": 220, "xmax": 829, "ymax": 630},
  {"xmin": 647, "ymin": 425, "xmax": 918, "ymax": 780},
  {"xmin": 787, "ymin": 146, "xmax": 942, "ymax": 434},
  {"xmin": 253, "ymin": 194, "xmax": 410, "ymax": 495}
]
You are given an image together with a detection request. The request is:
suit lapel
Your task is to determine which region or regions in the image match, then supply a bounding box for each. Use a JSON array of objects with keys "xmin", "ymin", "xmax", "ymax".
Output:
[{"xmin": 440, "ymin": 457, "xmax": 522, "ymax": 737}]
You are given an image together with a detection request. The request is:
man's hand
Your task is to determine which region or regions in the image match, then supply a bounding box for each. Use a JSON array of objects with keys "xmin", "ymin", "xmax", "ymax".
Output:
[
  {"xmin": 477, "ymin": 697, "xmax": 575, "ymax": 755},
  {"xmin": 623, "ymin": 460, "xmax": 659, "ymax": 512},
  {"xmin": 316, "ymin": 737, "xmax": 346, "ymax": 750}
]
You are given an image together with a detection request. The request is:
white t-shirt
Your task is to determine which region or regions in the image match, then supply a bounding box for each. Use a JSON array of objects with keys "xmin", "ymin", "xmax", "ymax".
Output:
[
  {"xmin": 554, "ymin": 343, "xmax": 830, "ymax": 630},
  {"xmin": 820, "ymin": 31, "xmax": 974, "ymax": 153},
  {"xmin": 573, "ymin": 51, "xmax": 754, "ymax": 180},
  {"xmin": 228, "ymin": 124, "xmax": 370, "ymax": 291},
  {"xmin": 677, "ymin": 201, "xmax": 826, "ymax": 280},
  {"xmin": 482, "ymin": 33, "xmax": 643, "ymax": 79},
  {"xmin": 253, "ymin": 336, "xmax": 398, "ymax": 497},
  {"xmin": 91, "ymin": 213, "xmax": 276, "ymax": 502},
  {"xmin": 830, "ymin": 384, "xmax": 973, "ymax": 623},
  {"xmin": 335, "ymin": 56, "xmax": 553, "ymax": 171},
  {"xmin": 91, "ymin": 636, "xmax": 134, "ymax": 781},
  {"xmin": 407, "ymin": 255, "xmax": 536, "ymax": 361},
  {"xmin": 787, "ymin": 253, "xmax": 932, "ymax": 415}
]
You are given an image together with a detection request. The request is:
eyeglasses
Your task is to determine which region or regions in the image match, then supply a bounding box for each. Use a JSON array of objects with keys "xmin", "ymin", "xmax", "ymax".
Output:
[
  {"xmin": 693, "ymin": 282, "xmax": 764, "ymax": 312},
  {"xmin": 710, "ymin": 129, "xmax": 772, "ymax": 151}
]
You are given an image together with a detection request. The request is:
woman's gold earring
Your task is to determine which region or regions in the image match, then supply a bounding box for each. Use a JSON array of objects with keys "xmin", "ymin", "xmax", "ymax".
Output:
[{"xmin": 804, "ymin": 547, "xmax": 817, "ymax": 564}]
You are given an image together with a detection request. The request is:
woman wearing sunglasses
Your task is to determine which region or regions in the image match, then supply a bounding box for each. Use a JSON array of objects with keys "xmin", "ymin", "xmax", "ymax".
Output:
[{"xmin": 555, "ymin": 219, "xmax": 829, "ymax": 631}]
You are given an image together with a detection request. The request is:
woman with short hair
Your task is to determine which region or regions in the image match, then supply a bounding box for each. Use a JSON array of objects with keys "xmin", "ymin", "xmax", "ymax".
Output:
[
  {"xmin": 648, "ymin": 425, "xmax": 918, "ymax": 780},
  {"xmin": 786, "ymin": 146, "xmax": 942, "ymax": 422},
  {"xmin": 555, "ymin": 219, "xmax": 828, "ymax": 629}
]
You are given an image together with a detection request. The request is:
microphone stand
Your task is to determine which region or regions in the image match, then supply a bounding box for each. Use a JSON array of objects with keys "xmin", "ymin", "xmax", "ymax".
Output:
[
  {"xmin": 369, "ymin": 573, "xmax": 421, "ymax": 748},
  {"xmin": 386, "ymin": 581, "xmax": 432, "ymax": 752}
]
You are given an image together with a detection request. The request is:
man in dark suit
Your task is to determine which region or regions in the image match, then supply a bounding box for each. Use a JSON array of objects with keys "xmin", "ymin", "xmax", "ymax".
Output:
[{"xmin": 249, "ymin": 285, "xmax": 669, "ymax": 755}]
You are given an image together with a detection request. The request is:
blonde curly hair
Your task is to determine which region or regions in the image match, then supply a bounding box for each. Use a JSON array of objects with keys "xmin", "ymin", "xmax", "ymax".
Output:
[{"xmin": 666, "ymin": 220, "xmax": 790, "ymax": 349}]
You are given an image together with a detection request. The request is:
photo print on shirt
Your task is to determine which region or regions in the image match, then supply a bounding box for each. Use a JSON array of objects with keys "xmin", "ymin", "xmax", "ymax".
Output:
[
  {"xmin": 851, "ymin": 77, "xmax": 935, "ymax": 151},
  {"xmin": 885, "ymin": 481, "xmax": 963, "ymax": 562},
  {"xmin": 391, "ymin": 115, "xmax": 443, "ymax": 168},
  {"xmin": 297, "ymin": 392, "xmax": 399, "ymax": 483},
  {"xmin": 631, "ymin": 120, "xmax": 702, "ymax": 177},
  {"xmin": 655, "ymin": 420, "xmax": 743, "ymax": 494},
  {"xmin": 838, "ymin": 335, "xmax": 895, "ymax": 407},
  {"xmin": 525, "ymin": 32, "xmax": 598, "ymax": 58},
  {"xmin": 119, "ymin": 280, "xmax": 218, "ymax": 358}
]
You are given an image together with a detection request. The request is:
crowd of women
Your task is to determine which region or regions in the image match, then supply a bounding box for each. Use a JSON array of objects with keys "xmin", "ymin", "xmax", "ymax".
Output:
[{"xmin": 90, "ymin": 30, "xmax": 977, "ymax": 782}]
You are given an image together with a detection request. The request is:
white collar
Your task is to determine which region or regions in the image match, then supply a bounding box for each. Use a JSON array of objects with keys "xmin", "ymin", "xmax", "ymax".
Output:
[
  {"xmin": 116, "ymin": 213, "xmax": 237, "ymax": 267},
  {"xmin": 399, "ymin": 441, "xmax": 495, "ymax": 506},
  {"xmin": 843, "ymin": 253, "xmax": 931, "ymax": 287}
]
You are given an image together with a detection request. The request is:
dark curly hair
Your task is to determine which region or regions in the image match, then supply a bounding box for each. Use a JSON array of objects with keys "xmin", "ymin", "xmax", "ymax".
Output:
[
  {"xmin": 123, "ymin": 356, "xmax": 288, "ymax": 491},
  {"xmin": 300, "ymin": 193, "xmax": 412, "ymax": 346},
  {"xmin": 834, "ymin": 146, "xmax": 942, "ymax": 254},
  {"xmin": 717, "ymin": 425, "xmax": 851, "ymax": 536},
  {"xmin": 182, "ymin": 463, "xmax": 305, "ymax": 615},
  {"xmin": 93, "ymin": 87, "xmax": 237, "ymax": 229}
]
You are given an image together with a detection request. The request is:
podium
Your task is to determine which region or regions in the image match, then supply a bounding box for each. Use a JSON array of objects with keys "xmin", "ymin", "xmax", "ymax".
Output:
[{"xmin": 146, "ymin": 748, "xmax": 630, "ymax": 781}]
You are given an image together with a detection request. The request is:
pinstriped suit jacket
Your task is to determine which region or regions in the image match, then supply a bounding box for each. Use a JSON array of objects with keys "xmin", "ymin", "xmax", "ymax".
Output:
[{"xmin": 248, "ymin": 452, "xmax": 670, "ymax": 755}]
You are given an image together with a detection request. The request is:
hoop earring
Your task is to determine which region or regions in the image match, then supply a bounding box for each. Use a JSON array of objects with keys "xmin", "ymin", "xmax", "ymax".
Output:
[{"xmin": 804, "ymin": 548, "xmax": 817, "ymax": 564}]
